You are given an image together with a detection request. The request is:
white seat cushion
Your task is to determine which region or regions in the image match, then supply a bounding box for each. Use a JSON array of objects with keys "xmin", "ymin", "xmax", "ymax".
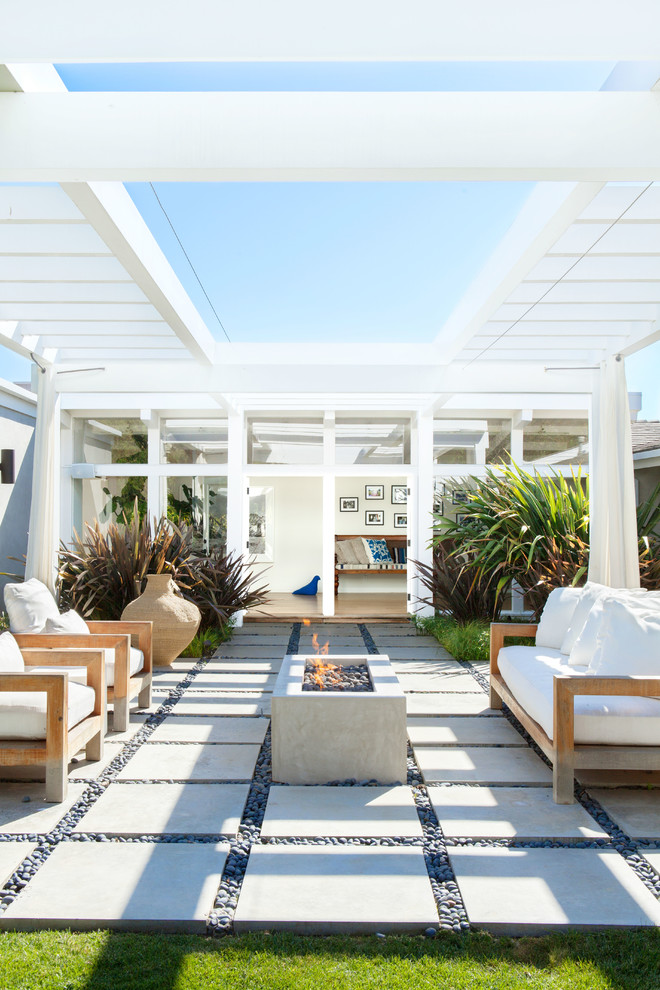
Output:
[
  {"xmin": 26, "ymin": 665, "xmax": 88, "ymax": 686},
  {"xmin": 498, "ymin": 645, "xmax": 660, "ymax": 746},
  {"xmin": 0, "ymin": 679, "xmax": 95, "ymax": 740},
  {"xmin": 4, "ymin": 578, "xmax": 60, "ymax": 634}
]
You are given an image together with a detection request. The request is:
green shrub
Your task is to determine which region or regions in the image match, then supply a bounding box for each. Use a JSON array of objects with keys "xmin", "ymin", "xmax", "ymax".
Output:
[
  {"xmin": 179, "ymin": 625, "xmax": 231, "ymax": 658},
  {"xmin": 418, "ymin": 614, "xmax": 534, "ymax": 662}
]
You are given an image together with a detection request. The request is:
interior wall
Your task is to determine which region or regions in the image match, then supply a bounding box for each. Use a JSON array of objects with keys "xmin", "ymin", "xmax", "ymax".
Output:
[
  {"xmin": 252, "ymin": 475, "xmax": 323, "ymax": 595},
  {"xmin": 335, "ymin": 475, "xmax": 407, "ymax": 593}
]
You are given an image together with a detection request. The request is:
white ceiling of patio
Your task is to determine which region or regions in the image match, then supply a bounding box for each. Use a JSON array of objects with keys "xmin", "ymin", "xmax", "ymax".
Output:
[{"xmin": 1, "ymin": 3, "xmax": 660, "ymax": 394}]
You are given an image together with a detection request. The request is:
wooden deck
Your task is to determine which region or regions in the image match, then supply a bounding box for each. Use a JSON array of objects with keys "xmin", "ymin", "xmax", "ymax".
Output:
[{"xmin": 245, "ymin": 592, "xmax": 409, "ymax": 623}]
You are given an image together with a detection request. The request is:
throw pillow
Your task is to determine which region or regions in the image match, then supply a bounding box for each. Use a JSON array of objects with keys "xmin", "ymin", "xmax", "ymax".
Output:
[
  {"xmin": 44, "ymin": 610, "xmax": 90, "ymax": 634},
  {"xmin": 535, "ymin": 587, "xmax": 583, "ymax": 650},
  {"xmin": 588, "ymin": 599, "xmax": 660, "ymax": 677},
  {"xmin": 0, "ymin": 631, "xmax": 24, "ymax": 672},
  {"xmin": 350, "ymin": 538, "xmax": 370, "ymax": 564},
  {"xmin": 3, "ymin": 578, "xmax": 60, "ymax": 633},
  {"xmin": 362, "ymin": 538, "xmax": 393, "ymax": 564}
]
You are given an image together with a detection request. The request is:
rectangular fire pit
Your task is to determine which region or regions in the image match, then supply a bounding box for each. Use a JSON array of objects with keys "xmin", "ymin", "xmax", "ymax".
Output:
[{"xmin": 271, "ymin": 654, "xmax": 407, "ymax": 785}]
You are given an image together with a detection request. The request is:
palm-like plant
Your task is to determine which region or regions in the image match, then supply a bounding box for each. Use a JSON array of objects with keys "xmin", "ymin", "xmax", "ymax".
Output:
[
  {"xmin": 58, "ymin": 502, "xmax": 270, "ymax": 627},
  {"xmin": 432, "ymin": 465, "xmax": 590, "ymax": 618}
]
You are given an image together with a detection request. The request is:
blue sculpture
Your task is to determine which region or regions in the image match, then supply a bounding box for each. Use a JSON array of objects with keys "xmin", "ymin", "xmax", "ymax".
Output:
[{"xmin": 293, "ymin": 575, "xmax": 321, "ymax": 596}]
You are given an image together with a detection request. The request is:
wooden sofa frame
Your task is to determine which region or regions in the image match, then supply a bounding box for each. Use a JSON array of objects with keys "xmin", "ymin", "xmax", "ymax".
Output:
[
  {"xmin": 490, "ymin": 622, "xmax": 660, "ymax": 803},
  {"xmin": 0, "ymin": 647, "xmax": 106, "ymax": 802},
  {"xmin": 334, "ymin": 534, "xmax": 407, "ymax": 595},
  {"xmin": 14, "ymin": 620, "xmax": 152, "ymax": 732}
]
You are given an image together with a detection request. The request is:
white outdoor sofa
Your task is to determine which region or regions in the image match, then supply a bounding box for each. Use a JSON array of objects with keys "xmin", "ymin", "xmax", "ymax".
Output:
[
  {"xmin": 490, "ymin": 583, "xmax": 660, "ymax": 803},
  {"xmin": 4, "ymin": 579, "xmax": 152, "ymax": 732},
  {"xmin": 0, "ymin": 631, "xmax": 105, "ymax": 802}
]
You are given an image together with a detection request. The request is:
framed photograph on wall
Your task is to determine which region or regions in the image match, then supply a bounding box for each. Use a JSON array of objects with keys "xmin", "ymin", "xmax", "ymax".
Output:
[
  {"xmin": 455, "ymin": 513, "xmax": 468, "ymax": 526},
  {"xmin": 452, "ymin": 489, "xmax": 469, "ymax": 505},
  {"xmin": 393, "ymin": 512, "xmax": 407, "ymax": 529},
  {"xmin": 365, "ymin": 510, "xmax": 384, "ymax": 526},
  {"xmin": 391, "ymin": 485, "xmax": 407, "ymax": 504},
  {"xmin": 339, "ymin": 496, "xmax": 358, "ymax": 512},
  {"xmin": 365, "ymin": 484, "xmax": 384, "ymax": 500},
  {"xmin": 434, "ymin": 499, "xmax": 444, "ymax": 516},
  {"xmin": 434, "ymin": 481, "xmax": 447, "ymax": 498}
]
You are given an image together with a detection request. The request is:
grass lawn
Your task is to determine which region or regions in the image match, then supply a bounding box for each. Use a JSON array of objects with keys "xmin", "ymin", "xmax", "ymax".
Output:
[
  {"xmin": 1, "ymin": 930, "xmax": 660, "ymax": 990},
  {"xmin": 418, "ymin": 615, "xmax": 535, "ymax": 663}
]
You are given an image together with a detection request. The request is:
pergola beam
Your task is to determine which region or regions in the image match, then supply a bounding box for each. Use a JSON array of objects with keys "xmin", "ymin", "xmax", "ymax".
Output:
[
  {"xmin": 2, "ymin": 1, "xmax": 660, "ymax": 62},
  {"xmin": 3, "ymin": 93, "xmax": 660, "ymax": 181}
]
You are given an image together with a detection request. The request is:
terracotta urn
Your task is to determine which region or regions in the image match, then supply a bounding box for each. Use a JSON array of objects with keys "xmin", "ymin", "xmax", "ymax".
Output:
[{"xmin": 121, "ymin": 573, "xmax": 201, "ymax": 667}]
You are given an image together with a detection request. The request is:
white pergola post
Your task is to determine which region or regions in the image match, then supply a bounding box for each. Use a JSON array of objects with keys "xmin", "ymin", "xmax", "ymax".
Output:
[
  {"xmin": 413, "ymin": 410, "xmax": 434, "ymax": 618},
  {"xmin": 25, "ymin": 363, "xmax": 60, "ymax": 594},
  {"xmin": 588, "ymin": 355, "xmax": 640, "ymax": 588},
  {"xmin": 144, "ymin": 410, "xmax": 161, "ymax": 524},
  {"xmin": 227, "ymin": 411, "xmax": 245, "ymax": 626},
  {"xmin": 322, "ymin": 412, "xmax": 336, "ymax": 617}
]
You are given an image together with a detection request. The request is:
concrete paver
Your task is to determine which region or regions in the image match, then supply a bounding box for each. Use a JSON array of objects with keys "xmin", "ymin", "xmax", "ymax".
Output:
[
  {"xmin": 74, "ymin": 782, "xmax": 249, "ymax": 835},
  {"xmin": 148, "ymin": 716, "xmax": 269, "ymax": 745},
  {"xmin": 234, "ymin": 845, "xmax": 438, "ymax": 933},
  {"xmin": 417, "ymin": 746, "xmax": 553, "ymax": 785},
  {"xmin": 2, "ymin": 842, "xmax": 229, "ymax": 932},
  {"xmin": 590, "ymin": 789, "xmax": 660, "ymax": 839},
  {"xmin": 154, "ymin": 673, "xmax": 277, "ymax": 692},
  {"xmin": 400, "ymin": 673, "xmax": 484, "ymax": 693},
  {"xmin": 408, "ymin": 716, "xmax": 525, "ymax": 747},
  {"xmin": 116, "ymin": 743, "xmax": 260, "ymax": 781},
  {"xmin": 157, "ymin": 694, "xmax": 271, "ymax": 716},
  {"xmin": 430, "ymin": 785, "xmax": 605, "ymax": 839},
  {"xmin": 261, "ymin": 785, "xmax": 422, "ymax": 838},
  {"xmin": 406, "ymin": 694, "xmax": 497, "ymax": 717},
  {"xmin": 0, "ymin": 843, "xmax": 35, "ymax": 888},
  {"xmin": 0, "ymin": 783, "xmax": 86, "ymax": 834},
  {"xmin": 449, "ymin": 847, "xmax": 660, "ymax": 933}
]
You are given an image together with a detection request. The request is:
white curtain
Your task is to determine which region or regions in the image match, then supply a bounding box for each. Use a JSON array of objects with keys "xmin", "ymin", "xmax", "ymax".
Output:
[
  {"xmin": 588, "ymin": 354, "xmax": 640, "ymax": 588},
  {"xmin": 25, "ymin": 365, "xmax": 60, "ymax": 595}
]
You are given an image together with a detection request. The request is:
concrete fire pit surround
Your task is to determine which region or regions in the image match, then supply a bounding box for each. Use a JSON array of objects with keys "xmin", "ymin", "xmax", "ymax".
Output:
[{"xmin": 271, "ymin": 654, "xmax": 407, "ymax": 785}]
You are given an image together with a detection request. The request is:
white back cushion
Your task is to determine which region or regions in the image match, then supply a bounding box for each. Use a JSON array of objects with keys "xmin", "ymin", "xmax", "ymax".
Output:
[
  {"xmin": 588, "ymin": 599, "xmax": 660, "ymax": 677},
  {"xmin": 44, "ymin": 610, "xmax": 89, "ymax": 634},
  {"xmin": 535, "ymin": 587, "xmax": 583, "ymax": 650},
  {"xmin": 3, "ymin": 578, "xmax": 60, "ymax": 634},
  {"xmin": 567, "ymin": 588, "xmax": 650, "ymax": 665},
  {"xmin": 0, "ymin": 632, "xmax": 24, "ymax": 672},
  {"xmin": 560, "ymin": 582, "xmax": 614, "ymax": 656}
]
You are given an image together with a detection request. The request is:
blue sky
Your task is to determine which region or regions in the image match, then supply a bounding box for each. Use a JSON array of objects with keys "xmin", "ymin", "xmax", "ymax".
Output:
[{"xmin": 2, "ymin": 60, "xmax": 659, "ymax": 417}]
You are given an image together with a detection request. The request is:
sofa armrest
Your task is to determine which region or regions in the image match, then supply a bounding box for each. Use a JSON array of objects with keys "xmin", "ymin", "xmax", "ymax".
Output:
[
  {"xmin": 489, "ymin": 623, "xmax": 538, "ymax": 678},
  {"xmin": 0, "ymin": 671, "xmax": 68, "ymax": 749},
  {"xmin": 553, "ymin": 673, "xmax": 660, "ymax": 767},
  {"xmin": 14, "ymin": 632, "xmax": 129, "ymax": 697},
  {"xmin": 87, "ymin": 621, "xmax": 153, "ymax": 675}
]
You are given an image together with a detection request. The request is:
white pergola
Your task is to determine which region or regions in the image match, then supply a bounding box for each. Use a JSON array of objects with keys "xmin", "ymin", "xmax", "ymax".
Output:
[{"xmin": 1, "ymin": 2, "xmax": 658, "ymax": 613}]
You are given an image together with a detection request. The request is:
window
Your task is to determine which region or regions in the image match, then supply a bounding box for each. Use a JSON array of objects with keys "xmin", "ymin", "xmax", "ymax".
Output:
[
  {"xmin": 161, "ymin": 419, "xmax": 228, "ymax": 465},
  {"xmin": 247, "ymin": 418, "xmax": 323, "ymax": 464},
  {"xmin": 433, "ymin": 418, "xmax": 511, "ymax": 465},
  {"xmin": 73, "ymin": 418, "xmax": 147, "ymax": 465},
  {"xmin": 523, "ymin": 418, "xmax": 588, "ymax": 465},
  {"xmin": 335, "ymin": 418, "xmax": 410, "ymax": 465}
]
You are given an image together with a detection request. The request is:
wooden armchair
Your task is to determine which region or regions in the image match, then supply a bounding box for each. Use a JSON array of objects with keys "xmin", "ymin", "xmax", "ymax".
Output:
[
  {"xmin": 15, "ymin": 621, "xmax": 152, "ymax": 732},
  {"xmin": 0, "ymin": 647, "xmax": 106, "ymax": 802}
]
